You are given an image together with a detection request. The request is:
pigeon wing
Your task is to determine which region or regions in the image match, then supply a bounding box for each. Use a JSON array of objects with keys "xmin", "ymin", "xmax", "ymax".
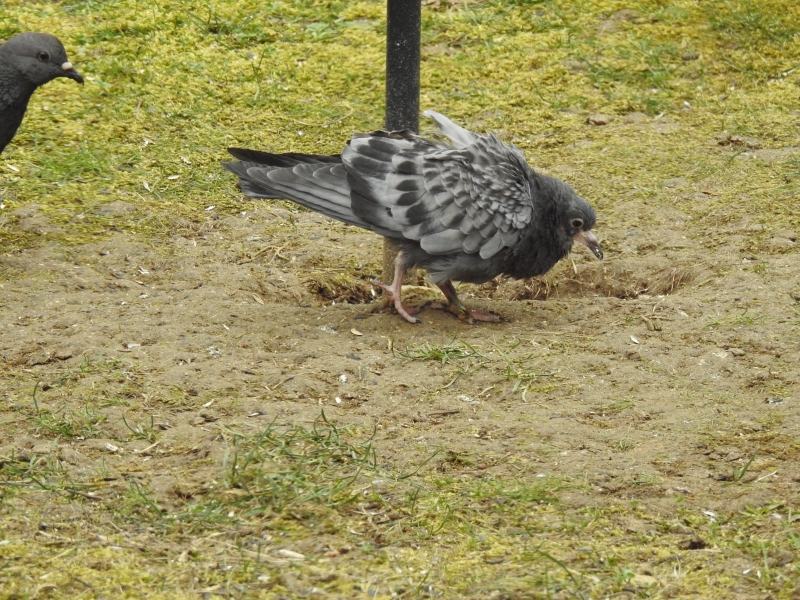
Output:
[
  {"xmin": 342, "ymin": 122, "xmax": 535, "ymax": 259},
  {"xmin": 391, "ymin": 133, "xmax": 535, "ymax": 259}
]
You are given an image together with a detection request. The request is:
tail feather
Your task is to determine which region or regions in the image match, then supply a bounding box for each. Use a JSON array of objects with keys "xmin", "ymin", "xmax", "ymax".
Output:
[
  {"xmin": 222, "ymin": 158, "xmax": 365, "ymax": 227},
  {"xmin": 227, "ymin": 147, "xmax": 342, "ymax": 167},
  {"xmin": 238, "ymin": 179, "xmax": 279, "ymax": 199}
]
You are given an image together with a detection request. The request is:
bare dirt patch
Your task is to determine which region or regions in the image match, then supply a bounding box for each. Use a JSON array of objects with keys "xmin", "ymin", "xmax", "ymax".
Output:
[{"xmin": 2, "ymin": 202, "xmax": 799, "ymax": 597}]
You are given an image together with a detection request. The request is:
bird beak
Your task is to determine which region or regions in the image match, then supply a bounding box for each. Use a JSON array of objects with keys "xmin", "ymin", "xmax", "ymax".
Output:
[
  {"xmin": 574, "ymin": 230, "xmax": 603, "ymax": 259},
  {"xmin": 61, "ymin": 61, "xmax": 84, "ymax": 84}
]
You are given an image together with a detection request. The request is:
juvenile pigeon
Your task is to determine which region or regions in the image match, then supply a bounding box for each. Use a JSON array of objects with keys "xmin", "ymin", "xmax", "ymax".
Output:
[
  {"xmin": 223, "ymin": 111, "xmax": 602, "ymax": 323},
  {"xmin": 0, "ymin": 33, "xmax": 84, "ymax": 154}
]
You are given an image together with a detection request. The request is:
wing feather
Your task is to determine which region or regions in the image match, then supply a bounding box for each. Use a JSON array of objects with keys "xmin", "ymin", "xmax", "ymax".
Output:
[{"xmin": 225, "ymin": 112, "xmax": 537, "ymax": 259}]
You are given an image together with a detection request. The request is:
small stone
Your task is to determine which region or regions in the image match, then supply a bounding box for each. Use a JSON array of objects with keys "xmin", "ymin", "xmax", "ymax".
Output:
[
  {"xmin": 631, "ymin": 574, "xmax": 659, "ymax": 587},
  {"xmin": 587, "ymin": 113, "xmax": 614, "ymax": 126},
  {"xmin": 32, "ymin": 442, "xmax": 55, "ymax": 455},
  {"xmin": 59, "ymin": 447, "xmax": 88, "ymax": 465},
  {"xmin": 729, "ymin": 135, "xmax": 762, "ymax": 149},
  {"xmin": 612, "ymin": 8, "xmax": 643, "ymax": 22},
  {"xmin": 597, "ymin": 20, "xmax": 619, "ymax": 35}
]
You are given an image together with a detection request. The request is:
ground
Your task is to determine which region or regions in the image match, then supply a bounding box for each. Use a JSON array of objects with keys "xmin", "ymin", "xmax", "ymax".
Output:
[{"xmin": 1, "ymin": 0, "xmax": 799, "ymax": 598}]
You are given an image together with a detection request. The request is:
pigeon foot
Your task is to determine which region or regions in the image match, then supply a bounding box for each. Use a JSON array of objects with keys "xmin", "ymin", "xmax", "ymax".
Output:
[
  {"xmin": 428, "ymin": 301, "xmax": 505, "ymax": 324},
  {"xmin": 432, "ymin": 280, "xmax": 505, "ymax": 324},
  {"xmin": 370, "ymin": 251, "xmax": 422, "ymax": 324},
  {"xmin": 460, "ymin": 308, "xmax": 505, "ymax": 323},
  {"xmin": 371, "ymin": 278, "xmax": 421, "ymax": 324}
]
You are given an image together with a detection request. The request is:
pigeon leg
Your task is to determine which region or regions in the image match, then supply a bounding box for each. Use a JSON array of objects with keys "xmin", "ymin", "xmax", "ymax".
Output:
[
  {"xmin": 371, "ymin": 252, "xmax": 422, "ymax": 324},
  {"xmin": 434, "ymin": 281, "xmax": 504, "ymax": 324}
]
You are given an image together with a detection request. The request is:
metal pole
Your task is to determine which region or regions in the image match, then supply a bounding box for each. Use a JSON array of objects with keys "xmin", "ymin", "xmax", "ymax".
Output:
[
  {"xmin": 382, "ymin": 0, "xmax": 421, "ymax": 283},
  {"xmin": 385, "ymin": 0, "xmax": 420, "ymax": 132}
]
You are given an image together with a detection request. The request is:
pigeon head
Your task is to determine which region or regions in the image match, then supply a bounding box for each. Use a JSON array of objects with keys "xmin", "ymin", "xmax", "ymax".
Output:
[
  {"xmin": 0, "ymin": 33, "xmax": 84, "ymax": 86},
  {"xmin": 545, "ymin": 175, "xmax": 603, "ymax": 260}
]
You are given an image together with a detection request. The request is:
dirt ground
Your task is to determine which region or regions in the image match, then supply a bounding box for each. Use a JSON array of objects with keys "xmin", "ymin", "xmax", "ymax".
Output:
[{"xmin": 1, "ymin": 180, "xmax": 799, "ymax": 596}]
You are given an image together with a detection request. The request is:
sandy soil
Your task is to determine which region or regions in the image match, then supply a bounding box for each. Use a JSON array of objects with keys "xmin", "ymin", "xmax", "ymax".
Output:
[
  {"xmin": 3, "ymin": 196, "xmax": 798, "ymax": 493},
  {"xmin": 1, "ymin": 192, "xmax": 799, "ymax": 596}
]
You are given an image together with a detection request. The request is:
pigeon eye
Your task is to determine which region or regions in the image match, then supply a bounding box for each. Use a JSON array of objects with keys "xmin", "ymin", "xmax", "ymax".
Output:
[
  {"xmin": 570, "ymin": 218, "xmax": 584, "ymax": 229},
  {"xmin": 37, "ymin": 51, "xmax": 50, "ymax": 62}
]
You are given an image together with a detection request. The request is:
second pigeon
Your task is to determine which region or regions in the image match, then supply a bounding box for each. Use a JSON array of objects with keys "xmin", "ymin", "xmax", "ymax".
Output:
[{"xmin": 0, "ymin": 32, "xmax": 84, "ymax": 155}]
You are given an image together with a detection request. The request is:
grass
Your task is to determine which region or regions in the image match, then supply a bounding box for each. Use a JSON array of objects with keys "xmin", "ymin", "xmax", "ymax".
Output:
[
  {"xmin": 0, "ymin": 392, "xmax": 797, "ymax": 597},
  {"xmin": 2, "ymin": 0, "xmax": 800, "ymax": 597},
  {"xmin": 396, "ymin": 339, "xmax": 560, "ymax": 399},
  {"xmin": 395, "ymin": 340, "xmax": 481, "ymax": 363},
  {"xmin": 2, "ymin": 0, "xmax": 800, "ymax": 251},
  {"xmin": 218, "ymin": 412, "xmax": 378, "ymax": 514}
]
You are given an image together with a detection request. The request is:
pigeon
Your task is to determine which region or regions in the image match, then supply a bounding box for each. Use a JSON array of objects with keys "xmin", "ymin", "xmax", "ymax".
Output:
[
  {"xmin": 223, "ymin": 110, "xmax": 603, "ymax": 323},
  {"xmin": 0, "ymin": 33, "xmax": 84, "ymax": 155}
]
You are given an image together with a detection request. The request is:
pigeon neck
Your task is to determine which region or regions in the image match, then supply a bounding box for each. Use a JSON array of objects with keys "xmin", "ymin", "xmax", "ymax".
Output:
[
  {"xmin": 0, "ymin": 64, "xmax": 38, "ymax": 110},
  {"xmin": 510, "ymin": 213, "xmax": 573, "ymax": 279}
]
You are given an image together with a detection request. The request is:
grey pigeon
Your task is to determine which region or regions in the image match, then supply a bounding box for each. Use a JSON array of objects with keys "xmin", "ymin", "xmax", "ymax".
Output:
[
  {"xmin": 223, "ymin": 111, "xmax": 603, "ymax": 323},
  {"xmin": 0, "ymin": 33, "xmax": 84, "ymax": 155}
]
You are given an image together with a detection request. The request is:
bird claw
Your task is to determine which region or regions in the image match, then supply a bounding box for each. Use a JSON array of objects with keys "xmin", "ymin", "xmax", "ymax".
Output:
[
  {"xmin": 428, "ymin": 301, "xmax": 505, "ymax": 324},
  {"xmin": 460, "ymin": 309, "xmax": 506, "ymax": 324},
  {"xmin": 371, "ymin": 278, "xmax": 422, "ymax": 323}
]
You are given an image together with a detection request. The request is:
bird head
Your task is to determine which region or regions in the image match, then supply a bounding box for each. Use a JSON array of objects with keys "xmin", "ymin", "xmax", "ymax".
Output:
[
  {"xmin": 562, "ymin": 197, "xmax": 603, "ymax": 259},
  {"xmin": 544, "ymin": 176, "xmax": 603, "ymax": 260},
  {"xmin": 1, "ymin": 33, "xmax": 84, "ymax": 86}
]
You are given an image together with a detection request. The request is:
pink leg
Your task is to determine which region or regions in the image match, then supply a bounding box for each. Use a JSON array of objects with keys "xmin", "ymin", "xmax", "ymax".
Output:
[
  {"xmin": 371, "ymin": 252, "xmax": 421, "ymax": 324},
  {"xmin": 434, "ymin": 281, "xmax": 505, "ymax": 324}
]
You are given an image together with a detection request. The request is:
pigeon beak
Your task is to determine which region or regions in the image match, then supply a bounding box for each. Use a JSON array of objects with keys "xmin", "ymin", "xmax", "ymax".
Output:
[
  {"xmin": 61, "ymin": 62, "xmax": 84, "ymax": 84},
  {"xmin": 574, "ymin": 230, "xmax": 603, "ymax": 259}
]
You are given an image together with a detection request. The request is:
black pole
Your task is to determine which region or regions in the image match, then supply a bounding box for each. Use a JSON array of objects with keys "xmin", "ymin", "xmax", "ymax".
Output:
[
  {"xmin": 385, "ymin": 0, "xmax": 420, "ymax": 132},
  {"xmin": 383, "ymin": 0, "xmax": 421, "ymax": 283}
]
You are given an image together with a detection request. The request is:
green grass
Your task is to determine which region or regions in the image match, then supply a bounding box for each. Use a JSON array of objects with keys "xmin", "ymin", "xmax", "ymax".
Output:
[
  {"xmin": 395, "ymin": 340, "xmax": 481, "ymax": 363},
  {"xmin": 218, "ymin": 412, "xmax": 378, "ymax": 514},
  {"xmin": 2, "ymin": 0, "xmax": 800, "ymax": 251},
  {"xmin": 0, "ymin": 387, "xmax": 797, "ymax": 597},
  {"xmin": 396, "ymin": 339, "xmax": 560, "ymax": 399}
]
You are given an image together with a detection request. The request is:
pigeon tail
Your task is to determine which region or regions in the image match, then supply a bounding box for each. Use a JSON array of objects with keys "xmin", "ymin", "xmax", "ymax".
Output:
[{"xmin": 222, "ymin": 155, "xmax": 363, "ymax": 226}]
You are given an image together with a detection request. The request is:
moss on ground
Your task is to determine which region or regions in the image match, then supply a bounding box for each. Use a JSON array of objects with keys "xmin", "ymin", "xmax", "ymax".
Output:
[{"xmin": 2, "ymin": 0, "xmax": 800, "ymax": 251}]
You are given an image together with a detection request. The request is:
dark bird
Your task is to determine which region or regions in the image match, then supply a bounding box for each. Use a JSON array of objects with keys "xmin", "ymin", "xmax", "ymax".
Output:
[
  {"xmin": 0, "ymin": 33, "xmax": 84, "ymax": 155},
  {"xmin": 223, "ymin": 111, "xmax": 603, "ymax": 323}
]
